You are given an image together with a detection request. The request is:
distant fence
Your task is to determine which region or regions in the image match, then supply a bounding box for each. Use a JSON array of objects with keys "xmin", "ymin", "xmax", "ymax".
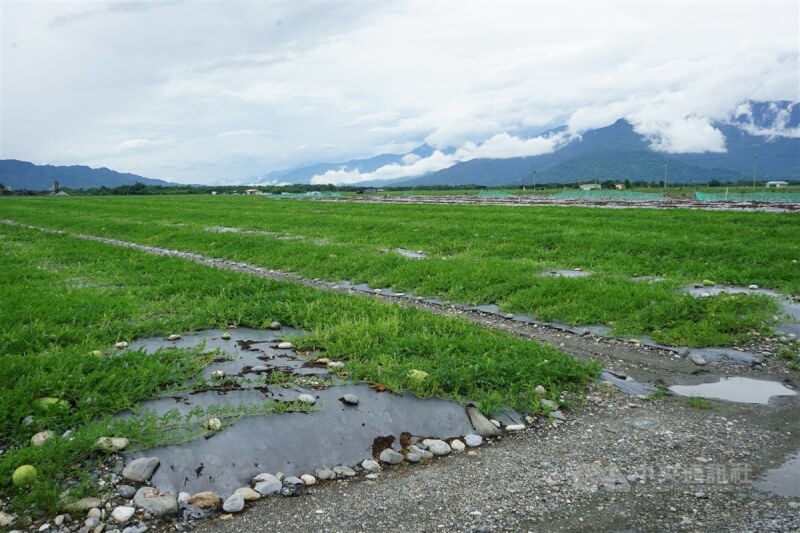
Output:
[
  {"xmin": 695, "ymin": 191, "xmax": 800, "ymax": 203},
  {"xmin": 553, "ymin": 190, "xmax": 664, "ymax": 201}
]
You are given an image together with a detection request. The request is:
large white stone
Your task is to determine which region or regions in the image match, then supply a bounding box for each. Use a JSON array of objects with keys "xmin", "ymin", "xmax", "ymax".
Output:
[
  {"xmin": 111, "ymin": 506, "xmax": 135, "ymax": 523},
  {"xmin": 31, "ymin": 430, "xmax": 54, "ymax": 447},
  {"xmin": 222, "ymin": 493, "xmax": 245, "ymax": 513},
  {"xmin": 422, "ymin": 439, "xmax": 451, "ymax": 456},
  {"xmin": 253, "ymin": 473, "xmax": 281, "ymax": 496}
]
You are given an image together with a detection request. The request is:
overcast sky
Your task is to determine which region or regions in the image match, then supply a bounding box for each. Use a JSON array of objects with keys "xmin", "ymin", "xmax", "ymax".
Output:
[{"xmin": 1, "ymin": 1, "xmax": 798, "ymax": 185}]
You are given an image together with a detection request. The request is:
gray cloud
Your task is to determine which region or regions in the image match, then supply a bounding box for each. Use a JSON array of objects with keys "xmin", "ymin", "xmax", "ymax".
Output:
[{"xmin": 1, "ymin": 0, "xmax": 797, "ymax": 184}]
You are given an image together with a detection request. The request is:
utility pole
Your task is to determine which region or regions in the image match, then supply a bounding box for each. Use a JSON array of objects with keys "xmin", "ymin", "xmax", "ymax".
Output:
[
  {"xmin": 663, "ymin": 160, "xmax": 668, "ymax": 191},
  {"xmin": 753, "ymin": 153, "xmax": 758, "ymax": 189},
  {"xmin": 531, "ymin": 165, "xmax": 536, "ymax": 193},
  {"xmin": 594, "ymin": 162, "xmax": 599, "ymax": 184}
]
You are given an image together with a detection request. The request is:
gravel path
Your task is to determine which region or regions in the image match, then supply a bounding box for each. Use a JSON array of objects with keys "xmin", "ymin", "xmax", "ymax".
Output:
[{"xmin": 191, "ymin": 384, "xmax": 799, "ymax": 533}]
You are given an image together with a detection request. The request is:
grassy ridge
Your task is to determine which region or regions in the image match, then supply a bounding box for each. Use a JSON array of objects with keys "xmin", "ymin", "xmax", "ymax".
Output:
[
  {"xmin": 2, "ymin": 196, "xmax": 796, "ymax": 345},
  {"xmin": 0, "ymin": 223, "xmax": 598, "ymax": 513}
]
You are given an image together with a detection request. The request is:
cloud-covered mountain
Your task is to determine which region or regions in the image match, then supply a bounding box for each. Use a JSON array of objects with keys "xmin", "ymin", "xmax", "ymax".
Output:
[
  {"xmin": 0, "ymin": 160, "xmax": 174, "ymax": 190},
  {"xmin": 248, "ymin": 144, "xmax": 436, "ymax": 186},
  {"xmin": 287, "ymin": 101, "xmax": 799, "ymax": 187},
  {"xmin": 4, "ymin": 101, "xmax": 795, "ymax": 190},
  {"xmin": 729, "ymin": 100, "xmax": 800, "ymax": 136}
]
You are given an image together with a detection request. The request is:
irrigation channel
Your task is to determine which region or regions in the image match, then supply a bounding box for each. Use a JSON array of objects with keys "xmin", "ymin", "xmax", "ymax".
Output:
[{"xmin": 3, "ymin": 218, "xmax": 800, "ymax": 531}]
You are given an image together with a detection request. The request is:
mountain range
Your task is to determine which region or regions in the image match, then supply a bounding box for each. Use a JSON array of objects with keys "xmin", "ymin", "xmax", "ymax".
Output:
[
  {"xmin": 0, "ymin": 160, "xmax": 173, "ymax": 191},
  {"xmin": 2, "ymin": 100, "xmax": 797, "ymax": 190},
  {"xmin": 253, "ymin": 100, "xmax": 800, "ymax": 187}
]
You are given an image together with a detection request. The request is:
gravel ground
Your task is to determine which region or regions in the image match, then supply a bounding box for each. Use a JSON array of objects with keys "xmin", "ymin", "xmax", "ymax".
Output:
[{"xmin": 188, "ymin": 384, "xmax": 799, "ymax": 533}]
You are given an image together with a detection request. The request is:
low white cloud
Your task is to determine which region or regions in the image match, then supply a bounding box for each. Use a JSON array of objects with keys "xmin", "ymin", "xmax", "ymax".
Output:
[
  {"xmin": 310, "ymin": 149, "xmax": 455, "ymax": 185},
  {"xmin": 115, "ymin": 138, "xmax": 169, "ymax": 152},
  {"xmin": 730, "ymin": 101, "xmax": 800, "ymax": 138},
  {"xmin": 215, "ymin": 129, "xmax": 259, "ymax": 138},
  {"xmin": 630, "ymin": 116, "xmax": 727, "ymax": 153},
  {"xmin": 310, "ymin": 131, "xmax": 569, "ymax": 185},
  {"xmin": 466, "ymin": 132, "xmax": 571, "ymax": 159}
]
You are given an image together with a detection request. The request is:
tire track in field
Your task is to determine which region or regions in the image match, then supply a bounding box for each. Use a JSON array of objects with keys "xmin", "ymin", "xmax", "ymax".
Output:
[{"xmin": 0, "ymin": 218, "xmax": 751, "ymax": 386}]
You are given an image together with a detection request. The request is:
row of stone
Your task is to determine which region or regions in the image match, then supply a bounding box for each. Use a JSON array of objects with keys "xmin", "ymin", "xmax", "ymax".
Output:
[
  {"xmin": 80, "ymin": 387, "xmax": 558, "ymax": 524},
  {"xmin": 40, "ymin": 406, "xmax": 559, "ymax": 532},
  {"xmin": 109, "ymin": 431, "xmax": 493, "ymax": 520}
]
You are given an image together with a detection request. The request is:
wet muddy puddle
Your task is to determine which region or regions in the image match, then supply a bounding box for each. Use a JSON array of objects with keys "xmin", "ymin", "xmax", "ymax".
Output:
[
  {"xmin": 753, "ymin": 451, "xmax": 800, "ymax": 497},
  {"xmin": 122, "ymin": 328, "xmax": 518, "ymax": 496},
  {"xmin": 668, "ymin": 377, "xmax": 797, "ymax": 404}
]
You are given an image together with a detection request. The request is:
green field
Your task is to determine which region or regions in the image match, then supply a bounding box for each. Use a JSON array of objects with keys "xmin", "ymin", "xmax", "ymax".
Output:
[
  {"xmin": 0, "ymin": 221, "xmax": 597, "ymax": 514},
  {"xmin": 2, "ymin": 196, "xmax": 798, "ymax": 346},
  {"xmin": 1, "ymin": 195, "xmax": 798, "ymax": 516}
]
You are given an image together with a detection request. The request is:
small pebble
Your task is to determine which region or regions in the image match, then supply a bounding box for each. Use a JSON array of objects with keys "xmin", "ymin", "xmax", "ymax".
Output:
[
  {"xmin": 332, "ymin": 466, "xmax": 356, "ymax": 477},
  {"xmin": 297, "ymin": 394, "xmax": 316, "ymax": 405},
  {"xmin": 464, "ymin": 434, "xmax": 483, "ymax": 447},
  {"xmin": 111, "ymin": 506, "xmax": 135, "ymax": 523},
  {"xmin": 361, "ymin": 459, "xmax": 381, "ymax": 472},
  {"xmin": 340, "ymin": 394, "xmax": 359, "ymax": 406},
  {"xmin": 379, "ymin": 448, "xmax": 404, "ymax": 465}
]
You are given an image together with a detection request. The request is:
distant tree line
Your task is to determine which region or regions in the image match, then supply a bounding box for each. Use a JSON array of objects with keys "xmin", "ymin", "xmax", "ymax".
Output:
[{"xmin": 1, "ymin": 179, "xmax": 796, "ymax": 197}]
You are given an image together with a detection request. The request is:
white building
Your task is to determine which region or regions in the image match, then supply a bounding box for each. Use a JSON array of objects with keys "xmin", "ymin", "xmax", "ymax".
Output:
[
  {"xmin": 579, "ymin": 183, "xmax": 601, "ymax": 191},
  {"xmin": 766, "ymin": 181, "xmax": 789, "ymax": 188}
]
